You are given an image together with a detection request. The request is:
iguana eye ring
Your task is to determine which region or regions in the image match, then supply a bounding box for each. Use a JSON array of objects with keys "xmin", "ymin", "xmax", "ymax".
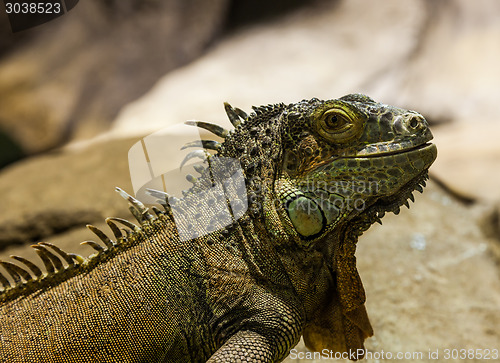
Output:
[{"xmin": 316, "ymin": 108, "xmax": 360, "ymax": 143}]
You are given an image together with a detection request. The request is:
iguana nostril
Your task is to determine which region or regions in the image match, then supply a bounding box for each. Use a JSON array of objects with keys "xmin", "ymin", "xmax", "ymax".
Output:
[{"xmin": 392, "ymin": 114, "xmax": 426, "ymax": 135}]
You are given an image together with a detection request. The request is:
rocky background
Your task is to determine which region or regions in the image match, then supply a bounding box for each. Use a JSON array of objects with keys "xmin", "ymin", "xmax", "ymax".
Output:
[{"xmin": 1, "ymin": 0, "xmax": 499, "ymax": 362}]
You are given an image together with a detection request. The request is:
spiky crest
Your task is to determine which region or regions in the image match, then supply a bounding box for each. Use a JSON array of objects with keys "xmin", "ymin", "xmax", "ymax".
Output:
[
  {"xmin": 184, "ymin": 120, "xmax": 229, "ymax": 138},
  {"xmin": 224, "ymin": 102, "xmax": 245, "ymax": 127},
  {"xmin": 0, "ymin": 189, "xmax": 173, "ymax": 304},
  {"xmin": 0, "ymin": 102, "xmax": 251, "ymax": 303},
  {"xmin": 181, "ymin": 140, "xmax": 221, "ymax": 151}
]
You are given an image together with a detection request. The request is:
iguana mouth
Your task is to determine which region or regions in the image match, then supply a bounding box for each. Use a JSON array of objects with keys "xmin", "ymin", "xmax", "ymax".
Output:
[
  {"xmin": 314, "ymin": 142, "xmax": 436, "ymax": 172},
  {"xmin": 330, "ymin": 140, "xmax": 437, "ymax": 228},
  {"xmin": 354, "ymin": 142, "xmax": 435, "ymax": 158},
  {"xmin": 345, "ymin": 141, "xmax": 436, "ymax": 158},
  {"xmin": 366, "ymin": 140, "xmax": 436, "ymax": 219}
]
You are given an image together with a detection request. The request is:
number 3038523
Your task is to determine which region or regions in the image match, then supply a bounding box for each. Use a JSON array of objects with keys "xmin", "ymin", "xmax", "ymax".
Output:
[
  {"xmin": 443, "ymin": 349, "xmax": 499, "ymax": 360},
  {"xmin": 5, "ymin": 2, "xmax": 61, "ymax": 14}
]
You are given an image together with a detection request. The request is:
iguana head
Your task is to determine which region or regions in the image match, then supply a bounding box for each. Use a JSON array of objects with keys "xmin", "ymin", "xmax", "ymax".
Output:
[
  {"xmin": 256, "ymin": 93, "xmax": 436, "ymax": 356},
  {"xmin": 213, "ymin": 94, "xmax": 436, "ymax": 357},
  {"xmin": 275, "ymin": 93, "xmax": 437, "ymax": 241},
  {"xmin": 194, "ymin": 93, "xmax": 437, "ymax": 244}
]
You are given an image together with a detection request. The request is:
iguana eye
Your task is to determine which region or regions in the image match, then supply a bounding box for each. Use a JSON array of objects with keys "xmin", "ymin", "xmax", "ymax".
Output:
[
  {"xmin": 317, "ymin": 108, "xmax": 360, "ymax": 143},
  {"xmin": 322, "ymin": 111, "xmax": 351, "ymax": 132}
]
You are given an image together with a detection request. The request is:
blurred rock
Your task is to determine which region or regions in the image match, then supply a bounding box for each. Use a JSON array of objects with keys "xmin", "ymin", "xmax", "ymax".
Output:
[
  {"xmin": 111, "ymin": 0, "xmax": 428, "ymax": 137},
  {"xmin": 431, "ymin": 121, "xmax": 500, "ymax": 202},
  {"xmin": 479, "ymin": 202, "xmax": 500, "ymax": 264},
  {"xmin": 0, "ymin": 128, "xmax": 25, "ymax": 167},
  {"xmin": 372, "ymin": 0, "xmax": 500, "ymax": 125},
  {"xmin": 0, "ymin": 13, "xmax": 28, "ymax": 55},
  {"xmin": 0, "ymin": 0, "xmax": 323, "ymax": 166},
  {"xmin": 225, "ymin": 0, "xmax": 319, "ymax": 28},
  {"xmin": 108, "ymin": 0, "xmax": 500, "ymax": 126},
  {"xmin": 0, "ymin": 209, "xmax": 101, "ymax": 250},
  {"xmin": 0, "ymin": 137, "xmax": 138, "ymax": 250},
  {"xmin": 0, "ymin": 0, "xmax": 229, "ymax": 156}
]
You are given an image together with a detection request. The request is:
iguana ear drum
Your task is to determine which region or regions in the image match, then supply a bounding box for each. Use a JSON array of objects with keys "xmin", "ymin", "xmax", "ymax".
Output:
[{"xmin": 286, "ymin": 196, "xmax": 325, "ymax": 238}]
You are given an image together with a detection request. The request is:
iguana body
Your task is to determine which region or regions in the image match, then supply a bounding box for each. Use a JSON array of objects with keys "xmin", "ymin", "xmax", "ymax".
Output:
[{"xmin": 0, "ymin": 94, "xmax": 437, "ymax": 362}]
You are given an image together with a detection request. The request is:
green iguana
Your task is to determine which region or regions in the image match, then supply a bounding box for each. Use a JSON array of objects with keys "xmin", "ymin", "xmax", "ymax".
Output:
[{"xmin": 0, "ymin": 94, "xmax": 437, "ymax": 362}]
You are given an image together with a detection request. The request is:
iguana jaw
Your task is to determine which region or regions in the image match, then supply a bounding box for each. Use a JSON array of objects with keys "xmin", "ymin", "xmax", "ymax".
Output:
[
  {"xmin": 367, "ymin": 168, "xmax": 431, "ymax": 218},
  {"xmin": 345, "ymin": 141, "xmax": 437, "ymax": 219}
]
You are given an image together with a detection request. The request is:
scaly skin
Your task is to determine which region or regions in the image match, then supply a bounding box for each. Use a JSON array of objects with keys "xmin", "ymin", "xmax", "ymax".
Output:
[{"xmin": 0, "ymin": 94, "xmax": 436, "ymax": 362}]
